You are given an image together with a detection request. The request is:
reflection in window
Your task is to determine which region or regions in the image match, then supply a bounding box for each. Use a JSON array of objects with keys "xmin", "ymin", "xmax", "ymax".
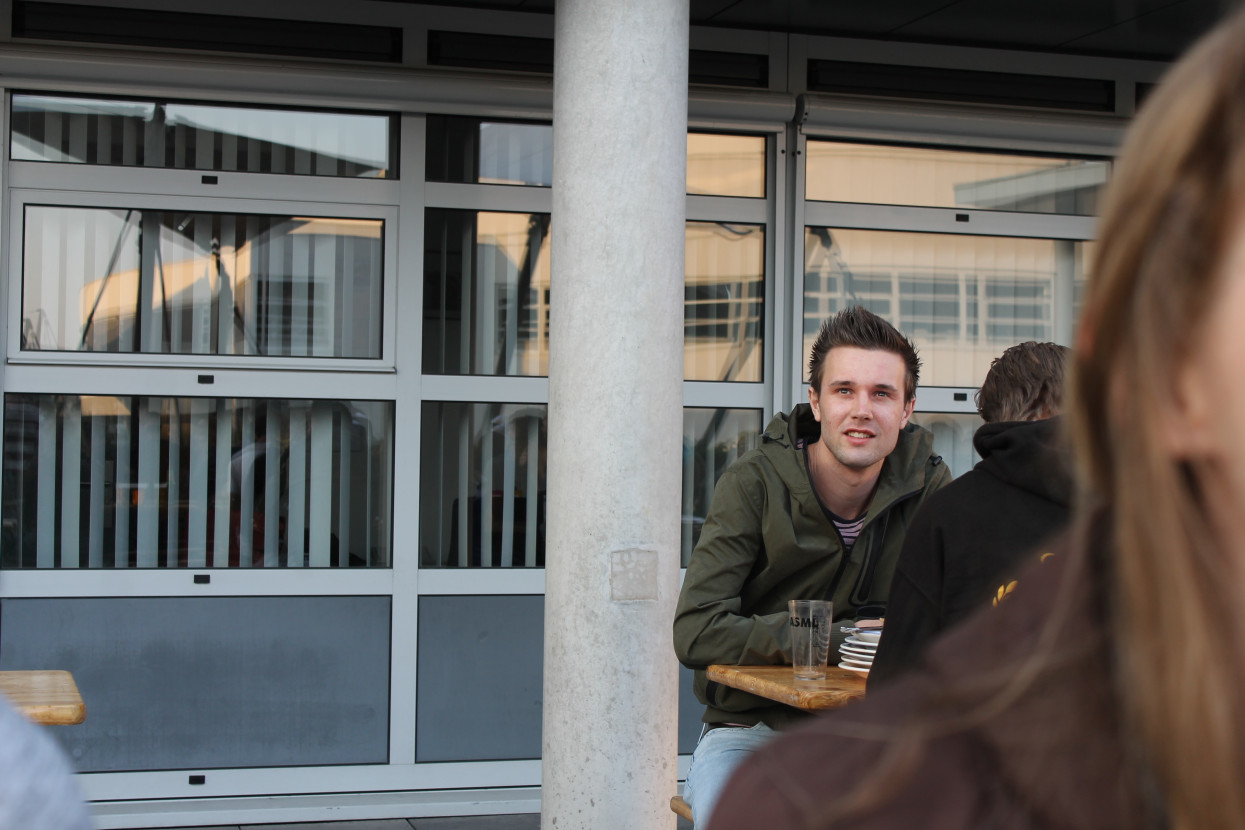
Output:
[
  {"xmin": 910, "ymin": 412, "xmax": 982, "ymax": 479},
  {"xmin": 423, "ymin": 210, "xmax": 551, "ymax": 376},
  {"xmin": 21, "ymin": 206, "xmax": 383, "ymax": 358},
  {"xmin": 682, "ymin": 408, "xmax": 761, "ymax": 565},
  {"xmin": 805, "ymin": 141, "xmax": 1108, "ymax": 216},
  {"xmin": 687, "ymin": 133, "xmax": 765, "ymax": 197},
  {"xmin": 420, "ymin": 402, "xmax": 547, "ymax": 568},
  {"xmin": 11, "ymin": 94, "xmax": 393, "ymax": 177},
  {"xmin": 686, "ymin": 222, "xmax": 765, "ymax": 382},
  {"xmin": 426, "ymin": 116, "xmax": 553, "ymax": 186},
  {"xmin": 804, "ymin": 228, "xmax": 1088, "ymax": 387},
  {"xmin": 1, "ymin": 394, "xmax": 393, "ymax": 569}
]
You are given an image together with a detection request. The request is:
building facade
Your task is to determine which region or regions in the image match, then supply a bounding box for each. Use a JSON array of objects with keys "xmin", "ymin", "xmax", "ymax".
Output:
[{"xmin": 0, "ymin": 0, "xmax": 1181, "ymax": 826}]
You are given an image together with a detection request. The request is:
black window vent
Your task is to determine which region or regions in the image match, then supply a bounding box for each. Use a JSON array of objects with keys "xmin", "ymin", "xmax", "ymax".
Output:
[
  {"xmin": 428, "ymin": 31, "xmax": 768, "ymax": 88},
  {"xmin": 428, "ymin": 31, "xmax": 554, "ymax": 74},
  {"xmin": 808, "ymin": 59, "xmax": 1115, "ymax": 113},
  {"xmin": 690, "ymin": 50, "xmax": 768, "ymax": 89},
  {"xmin": 12, "ymin": 1, "xmax": 403, "ymax": 63}
]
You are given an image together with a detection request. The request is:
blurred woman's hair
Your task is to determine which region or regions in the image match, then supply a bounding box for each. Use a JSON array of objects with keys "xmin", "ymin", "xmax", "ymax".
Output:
[
  {"xmin": 1070, "ymin": 6, "xmax": 1245, "ymax": 828},
  {"xmin": 975, "ymin": 341, "xmax": 1070, "ymax": 423}
]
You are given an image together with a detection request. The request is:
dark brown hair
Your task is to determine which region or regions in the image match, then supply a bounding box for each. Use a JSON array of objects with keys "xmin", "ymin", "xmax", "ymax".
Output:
[
  {"xmin": 807, "ymin": 306, "xmax": 920, "ymax": 401},
  {"xmin": 975, "ymin": 341, "xmax": 1070, "ymax": 423}
]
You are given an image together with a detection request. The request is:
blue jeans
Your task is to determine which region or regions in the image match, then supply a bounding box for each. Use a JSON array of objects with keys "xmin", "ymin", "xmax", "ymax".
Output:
[{"xmin": 683, "ymin": 722, "xmax": 777, "ymax": 826}]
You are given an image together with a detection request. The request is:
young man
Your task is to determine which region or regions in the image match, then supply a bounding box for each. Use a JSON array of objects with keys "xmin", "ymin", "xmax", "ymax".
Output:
[
  {"xmin": 672, "ymin": 305, "xmax": 951, "ymax": 825},
  {"xmin": 866, "ymin": 341, "xmax": 1072, "ymax": 688}
]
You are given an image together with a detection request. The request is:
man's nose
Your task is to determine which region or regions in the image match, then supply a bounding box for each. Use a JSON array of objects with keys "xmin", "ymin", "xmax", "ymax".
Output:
[{"xmin": 850, "ymin": 393, "xmax": 873, "ymax": 417}]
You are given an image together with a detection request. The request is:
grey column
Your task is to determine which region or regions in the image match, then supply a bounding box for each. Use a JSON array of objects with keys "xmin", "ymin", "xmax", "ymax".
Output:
[{"xmin": 543, "ymin": 1, "xmax": 689, "ymax": 829}]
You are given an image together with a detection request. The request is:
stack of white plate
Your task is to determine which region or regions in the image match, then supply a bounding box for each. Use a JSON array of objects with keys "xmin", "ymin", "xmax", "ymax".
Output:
[{"xmin": 838, "ymin": 624, "xmax": 882, "ymax": 674}]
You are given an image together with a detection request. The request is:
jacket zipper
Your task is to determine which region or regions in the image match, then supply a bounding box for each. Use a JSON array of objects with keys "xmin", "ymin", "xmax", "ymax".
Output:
[{"xmin": 826, "ymin": 486, "xmax": 923, "ymax": 607}]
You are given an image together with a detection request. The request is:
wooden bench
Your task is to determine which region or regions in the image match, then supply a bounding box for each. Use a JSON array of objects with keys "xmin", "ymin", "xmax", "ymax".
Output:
[{"xmin": 670, "ymin": 794, "xmax": 693, "ymax": 823}]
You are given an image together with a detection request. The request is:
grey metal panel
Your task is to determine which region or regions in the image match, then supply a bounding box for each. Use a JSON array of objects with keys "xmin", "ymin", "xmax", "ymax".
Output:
[
  {"xmin": 0, "ymin": 596, "xmax": 390, "ymax": 772},
  {"xmin": 415, "ymin": 594, "xmax": 705, "ymax": 759},
  {"xmin": 416, "ymin": 595, "xmax": 543, "ymax": 762}
]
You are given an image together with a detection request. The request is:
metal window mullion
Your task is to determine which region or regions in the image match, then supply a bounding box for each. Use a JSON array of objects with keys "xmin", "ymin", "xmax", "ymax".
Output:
[
  {"xmin": 212, "ymin": 398, "xmax": 232, "ymax": 567},
  {"xmin": 139, "ymin": 212, "xmax": 161, "ymax": 353},
  {"xmin": 500, "ymin": 413, "xmax": 516, "ymax": 567},
  {"xmin": 336, "ymin": 410, "xmax": 352, "ymax": 567},
  {"xmin": 341, "ymin": 233, "xmax": 356, "ymax": 358},
  {"xmin": 135, "ymin": 397, "xmax": 161, "ymax": 566},
  {"xmin": 192, "ymin": 214, "xmax": 212, "ymax": 353},
  {"xmin": 88, "ymin": 412, "xmax": 105, "ymax": 567},
  {"xmin": 165, "ymin": 400, "xmax": 181, "ymax": 567},
  {"xmin": 188, "ymin": 400, "xmax": 209, "ymax": 568},
  {"xmin": 457, "ymin": 410, "xmax": 470, "ymax": 568},
  {"xmin": 37, "ymin": 393, "xmax": 59, "ymax": 568},
  {"xmin": 312, "ymin": 233, "xmax": 335, "ymax": 357},
  {"xmin": 238, "ymin": 401, "xmax": 256, "ymax": 567},
  {"xmin": 459, "ymin": 217, "xmax": 474, "ymax": 374},
  {"xmin": 264, "ymin": 401, "xmax": 282, "ymax": 567},
  {"xmin": 64, "ymin": 202, "xmax": 87, "ymax": 352},
  {"xmin": 479, "ymin": 406, "xmax": 494, "ymax": 567},
  {"xmin": 217, "ymin": 217, "xmax": 236, "ymax": 355},
  {"xmin": 308, "ymin": 401, "xmax": 333, "ymax": 566},
  {"xmin": 291, "ymin": 226, "xmax": 310, "ymax": 357},
  {"xmin": 113, "ymin": 404, "xmax": 132, "ymax": 567},
  {"xmin": 524, "ymin": 416, "xmax": 539, "ymax": 567},
  {"xmin": 287, "ymin": 402, "xmax": 308, "ymax": 567},
  {"xmin": 59, "ymin": 396, "xmax": 81, "ymax": 568}
]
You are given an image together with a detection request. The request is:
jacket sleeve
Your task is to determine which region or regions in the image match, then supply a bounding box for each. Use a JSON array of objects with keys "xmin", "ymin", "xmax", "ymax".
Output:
[{"xmin": 672, "ymin": 464, "xmax": 792, "ymax": 669}]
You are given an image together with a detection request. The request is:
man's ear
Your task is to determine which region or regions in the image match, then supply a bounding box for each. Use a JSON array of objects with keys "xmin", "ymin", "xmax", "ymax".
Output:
[
  {"xmin": 901, "ymin": 396, "xmax": 915, "ymax": 428},
  {"xmin": 808, "ymin": 385, "xmax": 821, "ymax": 422}
]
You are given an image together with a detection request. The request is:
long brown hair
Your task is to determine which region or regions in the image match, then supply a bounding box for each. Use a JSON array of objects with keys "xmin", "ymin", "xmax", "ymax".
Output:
[{"xmin": 1071, "ymin": 7, "xmax": 1245, "ymax": 828}]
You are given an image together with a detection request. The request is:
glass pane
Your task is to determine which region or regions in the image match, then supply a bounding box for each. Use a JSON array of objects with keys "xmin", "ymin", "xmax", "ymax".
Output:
[
  {"xmin": 1, "ymin": 394, "xmax": 393, "ymax": 569},
  {"xmin": 681, "ymin": 408, "xmax": 762, "ymax": 566},
  {"xmin": 426, "ymin": 116, "xmax": 553, "ymax": 186},
  {"xmin": 909, "ymin": 412, "xmax": 982, "ymax": 479},
  {"xmin": 11, "ymin": 94, "xmax": 394, "ymax": 178},
  {"xmin": 805, "ymin": 141, "xmax": 1109, "ymax": 216},
  {"xmin": 685, "ymin": 221, "xmax": 765, "ymax": 382},
  {"xmin": 420, "ymin": 402, "xmax": 547, "ymax": 568},
  {"xmin": 423, "ymin": 210, "xmax": 551, "ymax": 376},
  {"xmin": 803, "ymin": 228, "xmax": 1088, "ymax": 387},
  {"xmin": 22, "ymin": 206, "xmax": 384, "ymax": 358},
  {"xmin": 687, "ymin": 133, "xmax": 766, "ymax": 197}
]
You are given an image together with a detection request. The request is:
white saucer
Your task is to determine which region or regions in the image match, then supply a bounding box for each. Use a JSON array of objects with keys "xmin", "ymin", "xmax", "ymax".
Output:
[
  {"xmin": 845, "ymin": 636, "xmax": 879, "ymax": 650},
  {"xmin": 839, "ymin": 654, "xmax": 873, "ymax": 668},
  {"xmin": 839, "ymin": 643, "xmax": 875, "ymax": 657},
  {"xmin": 838, "ymin": 661, "xmax": 869, "ymax": 674}
]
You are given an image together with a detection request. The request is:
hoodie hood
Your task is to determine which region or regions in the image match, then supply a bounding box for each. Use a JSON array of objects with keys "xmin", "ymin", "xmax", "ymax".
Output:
[{"xmin": 973, "ymin": 416, "xmax": 1072, "ymax": 507}]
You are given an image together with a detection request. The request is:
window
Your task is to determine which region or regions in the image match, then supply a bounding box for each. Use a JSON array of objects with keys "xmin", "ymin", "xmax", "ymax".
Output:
[
  {"xmin": 21, "ymin": 206, "xmax": 384, "ymax": 358},
  {"xmin": 2, "ymin": 393, "xmax": 393, "ymax": 568},
  {"xmin": 12, "ymin": 93, "xmax": 395, "ymax": 177}
]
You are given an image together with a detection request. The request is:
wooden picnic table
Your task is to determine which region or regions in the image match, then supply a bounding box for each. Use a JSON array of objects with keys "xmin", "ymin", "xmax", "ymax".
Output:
[
  {"xmin": 706, "ymin": 664, "xmax": 866, "ymax": 711},
  {"xmin": 0, "ymin": 670, "xmax": 86, "ymax": 725}
]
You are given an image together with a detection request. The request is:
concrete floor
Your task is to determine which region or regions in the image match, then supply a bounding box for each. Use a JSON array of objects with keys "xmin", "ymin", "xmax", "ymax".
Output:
[{"xmin": 144, "ymin": 814, "xmax": 694, "ymax": 830}]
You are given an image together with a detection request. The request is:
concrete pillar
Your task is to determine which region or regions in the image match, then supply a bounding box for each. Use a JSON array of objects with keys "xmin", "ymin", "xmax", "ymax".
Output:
[{"xmin": 542, "ymin": 1, "xmax": 688, "ymax": 828}]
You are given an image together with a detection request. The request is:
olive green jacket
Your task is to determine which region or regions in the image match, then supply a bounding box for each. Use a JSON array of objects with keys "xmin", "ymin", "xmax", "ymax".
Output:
[{"xmin": 673, "ymin": 404, "xmax": 951, "ymax": 730}]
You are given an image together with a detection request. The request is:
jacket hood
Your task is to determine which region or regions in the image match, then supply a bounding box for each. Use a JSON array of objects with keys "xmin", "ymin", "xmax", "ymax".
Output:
[
  {"xmin": 762, "ymin": 403, "xmax": 942, "ymax": 514},
  {"xmin": 973, "ymin": 417, "xmax": 1072, "ymax": 507}
]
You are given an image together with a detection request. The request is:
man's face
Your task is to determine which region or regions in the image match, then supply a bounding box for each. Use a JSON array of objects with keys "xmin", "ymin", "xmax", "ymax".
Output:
[{"xmin": 808, "ymin": 346, "xmax": 915, "ymax": 477}]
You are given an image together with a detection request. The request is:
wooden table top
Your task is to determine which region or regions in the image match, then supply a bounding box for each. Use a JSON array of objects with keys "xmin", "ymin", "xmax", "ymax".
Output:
[
  {"xmin": 0, "ymin": 670, "xmax": 86, "ymax": 725},
  {"xmin": 706, "ymin": 664, "xmax": 866, "ymax": 711}
]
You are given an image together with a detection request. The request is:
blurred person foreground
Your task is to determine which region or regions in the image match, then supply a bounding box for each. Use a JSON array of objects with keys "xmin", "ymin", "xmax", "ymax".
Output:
[{"xmin": 710, "ymin": 6, "xmax": 1245, "ymax": 830}]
